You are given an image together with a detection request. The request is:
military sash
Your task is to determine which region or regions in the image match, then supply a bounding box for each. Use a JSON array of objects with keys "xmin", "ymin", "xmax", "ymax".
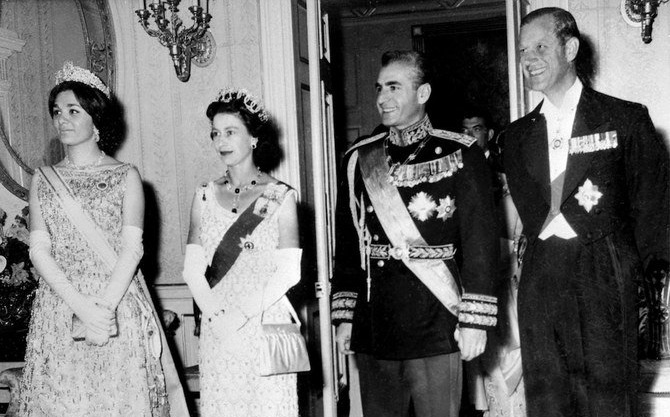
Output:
[{"xmin": 356, "ymin": 141, "xmax": 462, "ymax": 316}]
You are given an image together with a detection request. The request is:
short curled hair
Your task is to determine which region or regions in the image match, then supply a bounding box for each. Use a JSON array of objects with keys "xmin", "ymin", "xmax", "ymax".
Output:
[
  {"xmin": 48, "ymin": 81, "xmax": 123, "ymax": 155},
  {"xmin": 206, "ymin": 98, "xmax": 282, "ymax": 172},
  {"xmin": 381, "ymin": 50, "xmax": 433, "ymax": 88}
]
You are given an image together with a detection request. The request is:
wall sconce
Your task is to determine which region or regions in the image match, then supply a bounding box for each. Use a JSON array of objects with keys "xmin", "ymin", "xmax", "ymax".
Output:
[
  {"xmin": 135, "ymin": 0, "xmax": 216, "ymax": 82},
  {"xmin": 620, "ymin": 0, "xmax": 669, "ymax": 44}
]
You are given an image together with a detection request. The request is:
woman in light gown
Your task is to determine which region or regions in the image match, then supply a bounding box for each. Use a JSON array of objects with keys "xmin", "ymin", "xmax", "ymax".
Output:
[
  {"xmin": 20, "ymin": 62, "xmax": 187, "ymax": 417},
  {"xmin": 183, "ymin": 88, "xmax": 303, "ymax": 417}
]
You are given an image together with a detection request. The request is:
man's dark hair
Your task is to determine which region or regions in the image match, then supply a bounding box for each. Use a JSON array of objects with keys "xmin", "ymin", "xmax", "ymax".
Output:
[
  {"xmin": 520, "ymin": 7, "xmax": 594, "ymax": 87},
  {"xmin": 521, "ymin": 7, "xmax": 580, "ymax": 45},
  {"xmin": 461, "ymin": 104, "xmax": 493, "ymax": 130},
  {"xmin": 381, "ymin": 50, "xmax": 433, "ymax": 88}
]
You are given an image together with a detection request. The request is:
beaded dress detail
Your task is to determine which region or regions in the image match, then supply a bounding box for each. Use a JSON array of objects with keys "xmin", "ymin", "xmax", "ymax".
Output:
[
  {"xmin": 19, "ymin": 164, "xmax": 168, "ymax": 417},
  {"xmin": 198, "ymin": 181, "xmax": 298, "ymax": 417}
]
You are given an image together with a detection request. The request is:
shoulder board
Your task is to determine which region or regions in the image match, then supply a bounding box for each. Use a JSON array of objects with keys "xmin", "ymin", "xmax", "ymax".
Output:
[
  {"xmin": 345, "ymin": 131, "xmax": 387, "ymax": 156},
  {"xmin": 430, "ymin": 128, "xmax": 477, "ymax": 148}
]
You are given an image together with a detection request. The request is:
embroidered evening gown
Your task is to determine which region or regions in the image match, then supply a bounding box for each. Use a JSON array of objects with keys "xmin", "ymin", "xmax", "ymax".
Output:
[
  {"xmin": 19, "ymin": 165, "xmax": 169, "ymax": 417},
  {"xmin": 198, "ymin": 181, "xmax": 298, "ymax": 417}
]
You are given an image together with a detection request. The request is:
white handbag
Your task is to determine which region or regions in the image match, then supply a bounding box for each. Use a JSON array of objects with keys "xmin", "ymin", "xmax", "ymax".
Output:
[{"xmin": 259, "ymin": 296, "xmax": 311, "ymax": 376}]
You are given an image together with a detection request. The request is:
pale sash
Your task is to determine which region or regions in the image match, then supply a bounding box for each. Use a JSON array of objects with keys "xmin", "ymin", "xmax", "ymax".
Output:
[
  {"xmin": 356, "ymin": 141, "xmax": 461, "ymax": 316},
  {"xmin": 38, "ymin": 166, "xmax": 189, "ymax": 417}
]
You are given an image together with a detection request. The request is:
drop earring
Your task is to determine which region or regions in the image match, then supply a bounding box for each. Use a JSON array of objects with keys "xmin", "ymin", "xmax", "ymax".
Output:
[
  {"xmin": 251, "ymin": 142, "xmax": 257, "ymax": 149},
  {"xmin": 93, "ymin": 126, "xmax": 100, "ymax": 142}
]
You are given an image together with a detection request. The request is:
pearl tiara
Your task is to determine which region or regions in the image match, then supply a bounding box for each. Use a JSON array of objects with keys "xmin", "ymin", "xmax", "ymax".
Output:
[
  {"xmin": 55, "ymin": 62, "xmax": 110, "ymax": 98},
  {"xmin": 214, "ymin": 87, "xmax": 269, "ymax": 122}
]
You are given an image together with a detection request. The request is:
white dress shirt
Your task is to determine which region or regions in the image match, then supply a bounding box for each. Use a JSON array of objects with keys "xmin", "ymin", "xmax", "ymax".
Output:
[{"xmin": 537, "ymin": 79, "xmax": 582, "ymax": 240}]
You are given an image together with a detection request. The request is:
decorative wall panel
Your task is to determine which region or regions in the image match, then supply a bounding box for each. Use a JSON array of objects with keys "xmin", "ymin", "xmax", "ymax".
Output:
[
  {"xmin": 111, "ymin": 0, "xmax": 263, "ymax": 284},
  {"xmin": 569, "ymin": 1, "xmax": 670, "ymax": 144}
]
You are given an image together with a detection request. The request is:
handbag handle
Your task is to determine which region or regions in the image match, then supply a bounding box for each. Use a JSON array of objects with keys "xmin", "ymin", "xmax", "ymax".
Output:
[{"xmin": 261, "ymin": 295, "xmax": 301, "ymax": 327}]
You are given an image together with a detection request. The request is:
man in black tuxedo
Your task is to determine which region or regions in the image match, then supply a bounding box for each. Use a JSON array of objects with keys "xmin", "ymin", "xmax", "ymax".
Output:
[{"xmin": 504, "ymin": 7, "xmax": 669, "ymax": 417}]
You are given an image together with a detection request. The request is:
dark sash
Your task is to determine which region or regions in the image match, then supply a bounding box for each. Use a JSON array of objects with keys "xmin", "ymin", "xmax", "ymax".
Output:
[
  {"xmin": 356, "ymin": 140, "xmax": 461, "ymax": 316},
  {"xmin": 194, "ymin": 182, "xmax": 289, "ymax": 335},
  {"xmin": 206, "ymin": 199, "xmax": 264, "ymax": 288}
]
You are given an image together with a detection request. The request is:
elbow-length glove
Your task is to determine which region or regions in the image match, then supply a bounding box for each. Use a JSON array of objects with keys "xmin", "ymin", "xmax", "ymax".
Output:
[
  {"xmin": 29, "ymin": 230, "xmax": 113, "ymax": 333},
  {"xmin": 182, "ymin": 243, "xmax": 223, "ymax": 318},
  {"xmin": 102, "ymin": 225, "xmax": 144, "ymax": 309}
]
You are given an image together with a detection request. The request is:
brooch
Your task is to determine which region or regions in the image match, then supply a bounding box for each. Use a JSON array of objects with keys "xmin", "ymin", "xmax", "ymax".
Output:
[
  {"xmin": 574, "ymin": 178, "xmax": 603, "ymax": 212},
  {"xmin": 408, "ymin": 191, "xmax": 436, "ymax": 221},
  {"xmin": 96, "ymin": 181, "xmax": 108, "ymax": 190},
  {"xmin": 436, "ymin": 196, "xmax": 456, "ymax": 220},
  {"xmin": 238, "ymin": 234, "xmax": 255, "ymax": 250}
]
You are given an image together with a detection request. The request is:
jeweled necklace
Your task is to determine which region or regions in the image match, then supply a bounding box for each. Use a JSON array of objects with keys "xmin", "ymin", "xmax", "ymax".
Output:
[
  {"xmin": 64, "ymin": 150, "xmax": 105, "ymax": 169},
  {"xmin": 223, "ymin": 167, "xmax": 262, "ymax": 213},
  {"xmin": 385, "ymin": 136, "xmax": 431, "ymax": 182}
]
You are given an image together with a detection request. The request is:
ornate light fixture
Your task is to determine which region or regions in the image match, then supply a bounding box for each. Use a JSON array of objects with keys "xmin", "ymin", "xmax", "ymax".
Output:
[
  {"xmin": 135, "ymin": 0, "xmax": 216, "ymax": 82},
  {"xmin": 620, "ymin": 0, "xmax": 669, "ymax": 43}
]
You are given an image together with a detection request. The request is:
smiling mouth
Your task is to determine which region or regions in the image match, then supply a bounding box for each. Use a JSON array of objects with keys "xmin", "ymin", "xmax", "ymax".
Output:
[{"xmin": 528, "ymin": 67, "xmax": 545, "ymax": 77}]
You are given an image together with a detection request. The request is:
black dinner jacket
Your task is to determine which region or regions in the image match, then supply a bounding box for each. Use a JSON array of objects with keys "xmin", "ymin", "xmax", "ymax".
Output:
[{"xmin": 503, "ymin": 87, "xmax": 669, "ymax": 266}]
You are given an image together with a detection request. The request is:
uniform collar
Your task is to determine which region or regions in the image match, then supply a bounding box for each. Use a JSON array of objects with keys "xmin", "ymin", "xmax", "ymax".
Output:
[{"xmin": 388, "ymin": 115, "xmax": 432, "ymax": 146}]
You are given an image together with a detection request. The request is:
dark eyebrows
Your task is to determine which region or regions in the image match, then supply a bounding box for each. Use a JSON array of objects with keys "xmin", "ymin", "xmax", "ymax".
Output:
[{"xmin": 375, "ymin": 80, "xmax": 401, "ymax": 89}]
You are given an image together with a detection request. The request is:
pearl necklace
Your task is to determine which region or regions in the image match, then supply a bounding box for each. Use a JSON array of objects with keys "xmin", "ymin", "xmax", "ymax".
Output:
[
  {"xmin": 223, "ymin": 168, "xmax": 262, "ymax": 213},
  {"xmin": 64, "ymin": 150, "xmax": 106, "ymax": 169}
]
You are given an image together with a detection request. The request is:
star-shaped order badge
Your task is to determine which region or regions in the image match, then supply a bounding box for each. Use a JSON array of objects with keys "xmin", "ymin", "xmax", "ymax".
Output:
[
  {"xmin": 436, "ymin": 196, "xmax": 456, "ymax": 220},
  {"xmin": 408, "ymin": 191, "xmax": 437, "ymax": 221},
  {"xmin": 574, "ymin": 178, "xmax": 603, "ymax": 212},
  {"xmin": 238, "ymin": 234, "xmax": 255, "ymax": 250}
]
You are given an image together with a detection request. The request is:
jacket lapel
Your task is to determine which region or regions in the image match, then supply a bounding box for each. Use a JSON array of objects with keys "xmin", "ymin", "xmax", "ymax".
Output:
[
  {"xmin": 561, "ymin": 88, "xmax": 610, "ymax": 203},
  {"xmin": 520, "ymin": 105, "xmax": 551, "ymax": 207}
]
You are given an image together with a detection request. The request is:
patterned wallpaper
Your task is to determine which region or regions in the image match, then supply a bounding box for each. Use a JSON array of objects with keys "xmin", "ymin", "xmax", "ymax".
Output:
[
  {"xmin": 0, "ymin": 0, "xmax": 87, "ymax": 172},
  {"xmin": 568, "ymin": 1, "xmax": 670, "ymax": 145},
  {"xmin": 109, "ymin": 0, "xmax": 264, "ymax": 284}
]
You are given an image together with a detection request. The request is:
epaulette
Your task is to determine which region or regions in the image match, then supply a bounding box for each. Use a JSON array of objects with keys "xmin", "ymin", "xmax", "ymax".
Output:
[
  {"xmin": 345, "ymin": 131, "xmax": 387, "ymax": 156},
  {"xmin": 430, "ymin": 128, "xmax": 477, "ymax": 147}
]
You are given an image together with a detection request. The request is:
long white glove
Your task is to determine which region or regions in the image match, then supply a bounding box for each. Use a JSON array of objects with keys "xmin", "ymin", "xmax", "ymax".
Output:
[
  {"xmin": 29, "ymin": 230, "xmax": 114, "ymax": 334},
  {"xmin": 182, "ymin": 243, "xmax": 223, "ymax": 318},
  {"xmin": 237, "ymin": 248, "xmax": 303, "ymax": 317},
  {"xmin": 102, "ymin": 225, "xmax": 144, "ymax": 309}
]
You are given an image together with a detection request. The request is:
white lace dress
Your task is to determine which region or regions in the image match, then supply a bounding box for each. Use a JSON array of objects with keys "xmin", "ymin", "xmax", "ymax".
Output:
[{"xmin": 198, "ymin": 181, "xmax": 298, "ymax": 417}]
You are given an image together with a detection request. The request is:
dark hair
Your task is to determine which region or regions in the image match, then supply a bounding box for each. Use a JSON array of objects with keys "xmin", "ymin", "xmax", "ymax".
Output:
[
  {"xmin": 206, "ymin": 98, "xmax": 282, "ymax": 172},
  {"xmin": 381, "ymin": 50, "xmax": 433, "ymax": 88},
  {"xmin": 521, "ymin": 7, "xmax": 580, "ymax": 45},
  {"xmin": 461, "ymin": 104, "xmax": 493, "ymax": 130},
  {"xmin": 48, "ymin": 81, "xmax": 122, "ymax": 154},
  {"xmin": 521, "ymin": 7, "xmax": 593, "ymax": 87}
]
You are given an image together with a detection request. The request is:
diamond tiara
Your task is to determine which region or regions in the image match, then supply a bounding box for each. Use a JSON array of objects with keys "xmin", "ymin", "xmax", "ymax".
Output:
[
  {"xmin": 214, "ymin": 87, "xmax": 269, "ymax": 122},
  {"xmin": 55, "ymin": 62, "xmax": 110, "ymax": 98}
]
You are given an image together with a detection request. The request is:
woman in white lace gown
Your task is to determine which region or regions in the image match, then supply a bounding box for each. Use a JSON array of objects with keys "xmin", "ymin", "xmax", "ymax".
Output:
[
  {"xmin": 183, "ymin": 88, "xmax": 302, "ymax": 417},
  {"xmin": 20, "ymin": 62, "xmax": 187, "ymax": 417}
]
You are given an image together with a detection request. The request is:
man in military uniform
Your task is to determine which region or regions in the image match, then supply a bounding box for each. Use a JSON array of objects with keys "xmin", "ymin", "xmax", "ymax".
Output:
[
  {"xmin": 331, "ymin": 50, "xmax": 499, "ymax": 417},
  {"xmin": 504, "ymin": 8, "xmax": 669, "ymax": 416}
]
